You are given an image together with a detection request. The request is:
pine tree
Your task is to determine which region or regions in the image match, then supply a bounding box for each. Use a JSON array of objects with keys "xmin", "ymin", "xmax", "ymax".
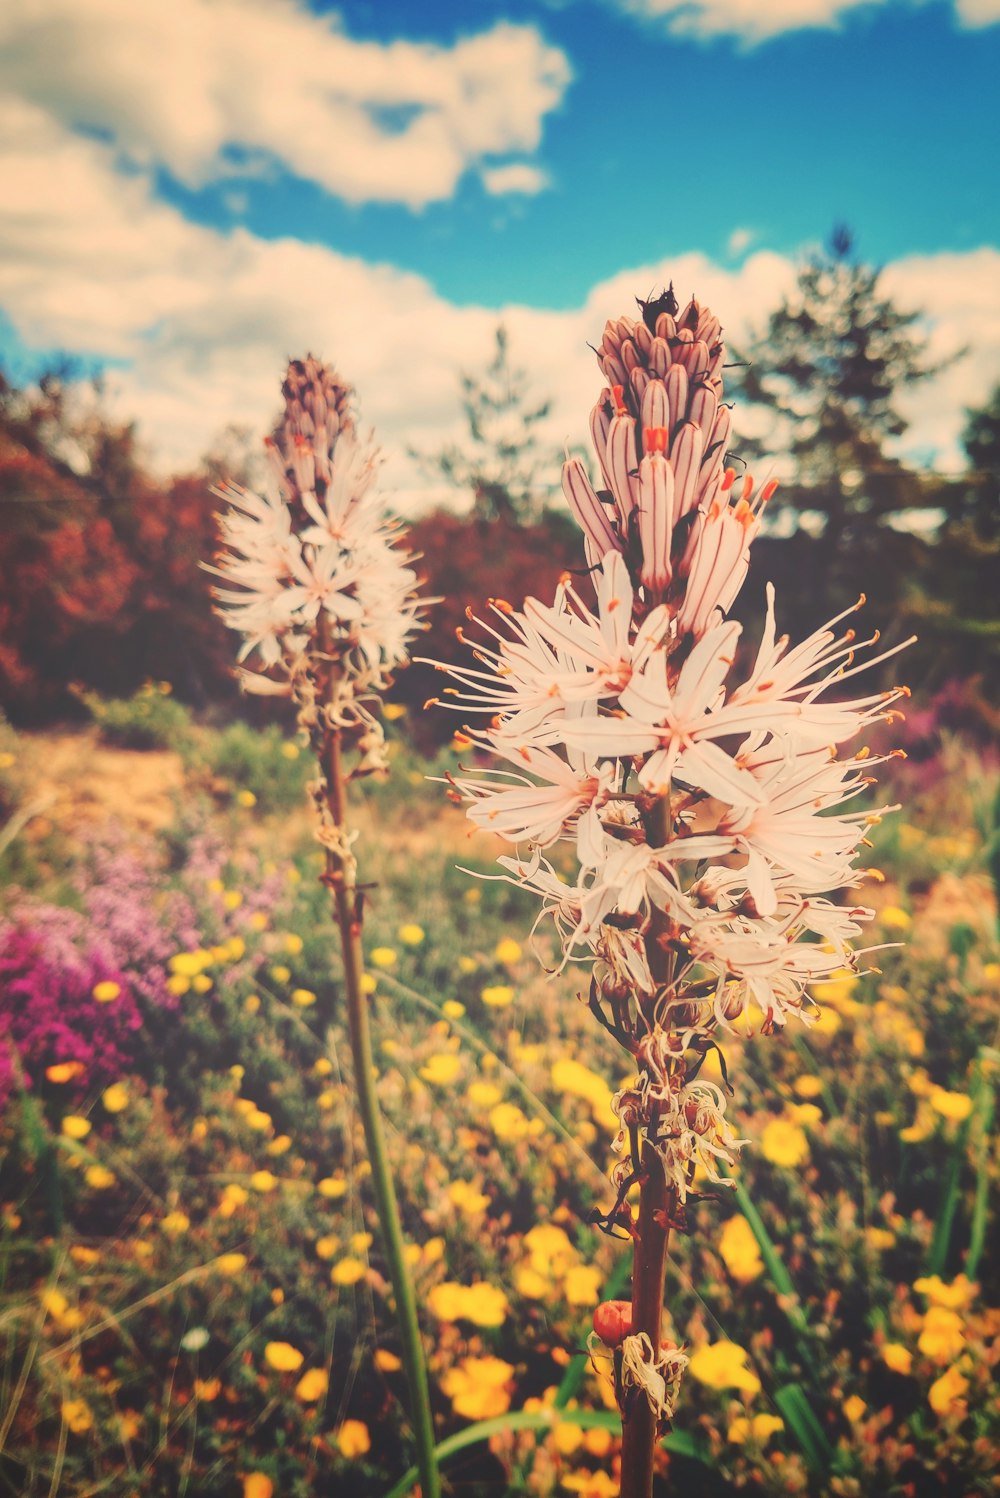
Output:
[
  {"xmin": 738, "ymin": 227, "xmax": 949, "ymax": 554},
  {"xmin": 412, "ymin": 325, "xmax": 558, "ymax": 522}
]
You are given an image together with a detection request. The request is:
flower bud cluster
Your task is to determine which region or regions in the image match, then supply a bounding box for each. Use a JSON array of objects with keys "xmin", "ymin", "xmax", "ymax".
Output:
[{"xmin": 433, "ymin": 289, "xmax": 910, "ymax": 1211}]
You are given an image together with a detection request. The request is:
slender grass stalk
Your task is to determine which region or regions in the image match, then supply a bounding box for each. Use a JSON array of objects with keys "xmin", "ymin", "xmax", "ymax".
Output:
[{"xmin": 319, "ymin": 725, "xmax": 439, "ymax": 1498}]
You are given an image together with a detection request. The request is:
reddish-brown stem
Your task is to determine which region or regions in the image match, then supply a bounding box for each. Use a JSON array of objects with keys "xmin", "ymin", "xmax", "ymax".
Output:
[
  {"xmin": 619, "ymin": 1139, "xmax": 672, "ymax": 1498},
  {"xmin": 619, "ymin": 789, "xmax": 674, "ymax": 1498}
]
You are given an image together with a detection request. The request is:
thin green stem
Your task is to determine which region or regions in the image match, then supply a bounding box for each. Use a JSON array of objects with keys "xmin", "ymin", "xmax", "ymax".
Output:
[{"xmin": 322, "ymin": 727, "xmax": 439, "ymax": 1498}]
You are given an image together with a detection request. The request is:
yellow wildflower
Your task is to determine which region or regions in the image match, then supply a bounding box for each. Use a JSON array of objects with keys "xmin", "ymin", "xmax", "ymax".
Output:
[
  {"xmin": 331, "ymin": 1258, "xmax": 367, "ymax": 1287},
  {"xmin": 563, "ymin": 1470, "xmax": 618, "ymax": 1497},
  {"xmin": 917, "ymin": 1307, "xmax": 965, "ymax": 1364},
  {"xmin": 584, "ymin": 1427, "xmax": 613, "ymax": 1457},
  {"xmin": 102, "ymin": 1083, "xmax": 128, "ymax": 1113},
  {"xmin": 553, "ymin": 1421, "xmax": 583, "ymax": 1455},
  {"xmin": 218, "ymin": 1182, "xmax": 249, "ymax": 1216},
  {"xmin": 61, "ymin": 1115, "xmax": 91, "ymax": 1141},
  {"xmin": 448, "ymin": 1179, "xmax": 489, "ymax": 1214},
  {"xmin": 420, "ymin": 1053, "xmax": 461, "ymax": 1085},
  {"xmin": 161, "ymin": 1210, "xmax": 190, "ymax": 1236},
  {"xmin": 337, "ymin": 1419, "xmax": 371, "ymax": 1457},
  {"xmin": 375, "ymin": 1349, "xmax": 402, "ymax": 1372},
  {"xmin": 398, "ymin": 923, "xmax": 425, "ymax": 946},
  {"xmin": 245, "ymin": 1107, "xmax": 272, "ymax": 1132},
  {"xmin": 370, "ymin": 947, "xmax": 397, "ymax": 968},
  {"xmin": 442, "ymin": 1000, "xmax": 466, "ymax": 1019},
  {"xmin": 467, "ymin": 1080, "xmax": 502, "ymax": 1108},
  {"xmin": 92, "ymin": 980, "xmax": 121, "ymax": 1003},
  {"xmin": 792, "ymin": 1075, "xmax": 823, "ymax": 1099},
  {"xmin": 457, "ymin": 955, "xmax": 478, "ymax": 973},
  {"xmin": 760, "ymin": 1118, "xmax": 810, "ymax": 1167},
  {"xmin": 929, "ymin": 1087, "xmax": 974, "ymax": 1123},
  {"xmin": 788, "ymin": 1102, "xmax": 822, "ymax": 1127},
  {"xmin": 843, "ymin": 1394, "xmax": 867, "ymax": 1423},
  {"xmin": 236, "ymin": 789, "xmax": 256, "ymax": 808},
  {"xmin": 428, "ymin": 1280, "xmax": 508, "ymax": 1327},
  {"xmin": 718, "ymin": 1215, "xmax": 764, "ymax": 1284},
  {"xmin": 564, "ymin": 1264, "xmax": 602, "ymax": 1306},
  {"xmin": 317, "ymin": 1176, "xmax": 347, "ymax": 1199},
  {"xmin": 811, "ymin": 1004, "xmax": 843, "ymax": 1037},
  {"xmin": 46, "ymin": 1061, "xmax": 83, "ymax": 1083},
  {"xmin": 215, "ymin": 1252, "xmax": 248, "ymax": 1276},
  {"xmin": 880, "ymin": 905, "xmax": 911, "ymax": 930},
  {"xmin": 270, "ymin": 964, "xmax": 291, "ymax": 984},
  {"xmin": 928, "ymin": 1364, "xmax": 969, "ymax": 1417},
  {"xmin": 315, "ymin": 1234, "xmax": 340, "ymax": 1260},
  {"xmin": 61, "ymin": 1398, "xmax": 93, "ymax": 1433},
  {"xmin": 249, "ymin": 1170, "xmax": 278, "ymax": 1193},
  {"xmin": 551, "ymin": 1057, "xmax": 616, "ymax": 1130},
  {"xmin": 913, "ymin": 1274, "xmax": 976, "ymax": 1310},
  {"xmin": 264, "ymin": 1341, "xmax": 303, "ymax": 1372},
  {"xmin": 687, "ymin": 1340, "xmax": 761, "ymax": 1395},
  {"xmin": 882, "ymin": 1343, "xmax": 913, "ymax": 1375},
  {"xmin": 866, "ymin": 1227, "xmax": 896, "ymax": 1251},
  {"xmin": 267, "ymin": 1134, "xmax": 292, "ymax": 1155},
  {"xmin": 242, "ymin": 1476, "xmax": 273, "ymax": 1498},
  {"xmin": 481, "ymin": 983, "xmax": 514, "ymax": 1008},
  {"xmin": 441, "ymin": 1356, "xmax": 514, "ymax": 1421},
  {"xmin": 291, "ymin": 988, "xmax": 316, "ymax": 1008},
  {"xmin": 283, "ymin": 932, "xmax": 303, "ymax": 954},
  {"xmin": 41, "ymin": 1288, "xmax": 84, "ymax": 1328},
  {"xmin": 489, "ymin": 1101, "xmax": 534, "ymax": 1141},
  {"xmin": 728, "ymin": 1413, "xmax": 785, "ymax": 1444},
  {"xmin": 294, "ymin": 1367, "xmax": 329, "ymax": 1402},
  {"xmin": 494, "ymin": 938, "xmax": 522, "ymax": 964},
  {"xmin": 85, "ymin": 1164, "xmax": 116, "ymax": 1190},
  {"xmin": 167, "ymin": 974, "xmax": 191, "ymax": 997},
  {"xmin": 194, "ymin": 1377, "xmax": 222, "ymax": 1401},
  {"xmin": 170, "ymin": 950, "xmax": 210, "ymax": 977},
  {"xmin": 811, "ymin": 969, "xmax": 858, "ymax": 1005}
]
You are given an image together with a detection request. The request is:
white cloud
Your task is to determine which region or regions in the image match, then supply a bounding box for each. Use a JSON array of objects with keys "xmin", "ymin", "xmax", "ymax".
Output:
[
  {"xmin": 1, "ymin": 101, "xmax": 996, "ymax": 507},
  {"xmin": 727, "ymin": 227, "xmax": 754, "ymax": 257},
  {"xmin": 480, "ymin": 162, "xmax": 550, "ymax": 196},
  {"xmin": 955, "ymin": 0, "xmax": 1000, "ymax": 23},
  {"xmin": 0, "ymin": 1, "xmax": 570, "ymax": 207},
  {"xmin": 607, "ymin": 0, "xmax": 1000, "ymax": 42},
  {"xmin": 612, "ymin": 0, "xmax": 881, "ymax": 42}
]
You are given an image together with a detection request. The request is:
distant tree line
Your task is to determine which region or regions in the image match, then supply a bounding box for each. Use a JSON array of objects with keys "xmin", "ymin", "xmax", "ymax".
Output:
[{"xmin": 1, "ymin": 230, "xmax": 997, "ymax": 738}]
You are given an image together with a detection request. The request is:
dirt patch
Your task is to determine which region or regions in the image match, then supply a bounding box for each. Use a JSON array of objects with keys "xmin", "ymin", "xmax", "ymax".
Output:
[{"xmin": 17, "ymin": 729, "xmax": 186, "ymax": 836}]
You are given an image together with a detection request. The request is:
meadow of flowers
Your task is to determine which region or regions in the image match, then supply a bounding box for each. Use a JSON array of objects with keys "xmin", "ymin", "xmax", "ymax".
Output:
[{"xmin": 0, "ymin": 695, "xmax": 997, "ymax": 1497}]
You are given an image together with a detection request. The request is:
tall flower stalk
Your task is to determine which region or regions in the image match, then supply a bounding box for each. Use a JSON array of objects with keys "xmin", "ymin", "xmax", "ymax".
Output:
[
  {"xmin": 429, "ymin": 289, "xmax": 910, "ymax": 1497},
  {"xmin": 207, "ymin": 357, "xmax": 439, "ymax": 1498}
]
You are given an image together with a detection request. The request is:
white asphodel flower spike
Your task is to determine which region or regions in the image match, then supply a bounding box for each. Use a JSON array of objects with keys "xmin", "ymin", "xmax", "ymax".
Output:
[
  {"xmin": 207, "ymin": 355, "xmax": 424, "ymax": 705},
  {"xmin": 205, "ymin": 356, "xmax": 440, "ymax": 1498},
  {"xmin": 430, "ymin": 285, "xmax": 912, "ymax": 1488}
]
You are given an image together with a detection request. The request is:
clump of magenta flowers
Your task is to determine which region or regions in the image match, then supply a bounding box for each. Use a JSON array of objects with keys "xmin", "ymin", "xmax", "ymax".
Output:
[
  {"xmin": 208, "ymin": 358, "xmax": 439, "ymax": 1498},
  {"xmin": 431, "ymin": 288, "xmax": 911, "ymax": 1497}
]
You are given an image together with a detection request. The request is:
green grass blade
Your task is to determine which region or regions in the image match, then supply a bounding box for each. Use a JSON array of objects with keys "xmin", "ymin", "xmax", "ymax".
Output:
[{"xmin": 774, "ymin": 1383, "xmax": 834, "ymax": 1475}]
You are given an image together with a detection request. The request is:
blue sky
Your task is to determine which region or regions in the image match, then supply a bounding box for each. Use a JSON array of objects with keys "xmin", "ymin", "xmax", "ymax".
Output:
[{"xmin": 1, "ymin": 0, "xmax": 998, "ymax": 498}]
